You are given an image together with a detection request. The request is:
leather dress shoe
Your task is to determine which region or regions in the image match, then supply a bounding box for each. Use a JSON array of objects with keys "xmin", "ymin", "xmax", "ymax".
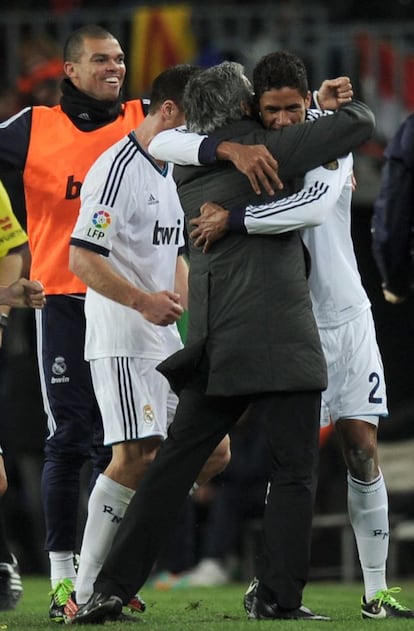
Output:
[
  {"xmin": 70, "ymin": 592, "xmax": 123, "ymax": 625},
  {"xmin": 248, "ymin": 594, "xmax": 331, "ymax": 621}
]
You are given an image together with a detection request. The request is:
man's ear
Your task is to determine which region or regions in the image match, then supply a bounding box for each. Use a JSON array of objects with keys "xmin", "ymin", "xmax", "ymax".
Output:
[
  {"xmin": 161, "ymin": 99, "xmax": 175, "ymax": 119},
  {"xmin": 241, "ymin": 100, "xmax": 252, "ymax": 116},
  {"xmin": 304, "ymin": 91, "xmax": 312, "ymax": 109},
  {"xmin": 63, "ymin": 61, "xmax": 76, "ymax": 79}
]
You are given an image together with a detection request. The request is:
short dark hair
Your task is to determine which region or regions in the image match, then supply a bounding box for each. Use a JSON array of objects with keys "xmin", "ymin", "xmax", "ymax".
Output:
[
  {"xmin": 253, "ymin": 51, "xmax": 309, "ymax": 102},
  {"xmin": 148, "ymin": 65, "xmax": 201, "ymax": 114},
  {"xmin": 63, "ymin": 25, "xmax": 117, "ymax": 62}
]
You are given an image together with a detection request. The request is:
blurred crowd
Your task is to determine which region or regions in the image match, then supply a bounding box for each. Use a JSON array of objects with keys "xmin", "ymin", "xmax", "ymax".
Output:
[{"xmin": 0, "ymin": 6, "xmax": 414, "ymax": 584}]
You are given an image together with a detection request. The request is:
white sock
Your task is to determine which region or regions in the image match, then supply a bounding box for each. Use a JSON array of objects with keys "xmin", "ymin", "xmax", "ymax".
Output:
[
  {"xmin": 347, "ymin": 471, "xmax": 389, "ymax": 601},
  {"xmin": 49, "ymin": 551, "xmax": 77, "ymax": 588},
  {"xmin": 75, "ymin": 474, "xmax": 135, "ymax": 605}
]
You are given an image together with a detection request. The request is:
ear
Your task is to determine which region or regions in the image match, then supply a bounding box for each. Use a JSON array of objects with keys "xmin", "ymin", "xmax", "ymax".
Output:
[
  {"xmin": 305, "ymin": 91, "xmax": 312, "ymax": 109},
  {"xmin": 161, "ymin": 99, "xmax": 176, "ymax": 119},
  {"xmin": 63, "ymin": 61, "xmax": 76, "ymax": 79},
  {"xmin": 241, "ymin": 100, "xmax": 252, "ymax": 116}
]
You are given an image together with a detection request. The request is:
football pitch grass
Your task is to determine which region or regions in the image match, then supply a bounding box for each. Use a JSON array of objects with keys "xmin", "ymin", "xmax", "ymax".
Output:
[{"xmin": 1, "ymin": 577, "xmax": 414, "ymax": 630}]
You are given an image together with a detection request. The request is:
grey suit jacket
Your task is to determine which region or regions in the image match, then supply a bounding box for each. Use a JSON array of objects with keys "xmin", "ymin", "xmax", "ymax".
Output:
[{"xmin": 158, "ymin": 101, "xmax": 375, "ymax": 396}]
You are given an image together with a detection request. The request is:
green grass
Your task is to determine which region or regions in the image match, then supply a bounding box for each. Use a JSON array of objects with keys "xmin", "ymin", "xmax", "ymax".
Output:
[{"xmin": 1, "ymin": 577, "xmax": 414, "ymax": 630}]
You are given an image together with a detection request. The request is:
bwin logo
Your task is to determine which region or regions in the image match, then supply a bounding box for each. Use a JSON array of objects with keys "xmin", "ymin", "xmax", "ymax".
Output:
[{"xmin": 153, "ymin": 219, "xmax": 181, "ymax": 245}]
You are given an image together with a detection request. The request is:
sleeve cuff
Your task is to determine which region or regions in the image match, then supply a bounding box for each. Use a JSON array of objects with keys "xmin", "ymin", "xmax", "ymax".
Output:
[
  {"xmin": 69, "ymin": 237, "xmax": 110, "ymax": 258},
  {"xmin": 228, "ymin": 207, "xmax": 247, "ymax": 233},
  {"xmin": 198, "ymin": 137, "xmax": 221, "ymax": 164}
]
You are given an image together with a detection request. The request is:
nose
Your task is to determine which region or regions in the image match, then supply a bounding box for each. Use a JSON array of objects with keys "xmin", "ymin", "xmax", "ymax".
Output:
[
  {"xmin": 106, "ymin": 58, "xmax": 121, "ymax": 71},
  {"xmin": 276, "ymin": 111, "xmax": 293, "ymax": 127}
]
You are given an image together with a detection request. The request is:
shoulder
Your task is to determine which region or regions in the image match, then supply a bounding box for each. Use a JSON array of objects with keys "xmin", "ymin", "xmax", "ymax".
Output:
[
  {"xmin": 123, "ymin": 98, "xmax": 149, "ymax": 117},
  {"xmin": 84, "ymin": 135, "xmax": 139, "ymax": 201},
  {"xmin": 211, "ymin": 118, "xmax": 262, "ymax": 143},
  {"xmin": 31, "ymin": 104, "xmax": 62, "ymax": 119}
]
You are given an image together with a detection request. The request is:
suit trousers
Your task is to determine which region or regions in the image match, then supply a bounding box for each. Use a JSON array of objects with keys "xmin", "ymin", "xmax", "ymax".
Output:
[{"xmin": 94, "ymin": 369, "xmax": 321, "ymax": 610}]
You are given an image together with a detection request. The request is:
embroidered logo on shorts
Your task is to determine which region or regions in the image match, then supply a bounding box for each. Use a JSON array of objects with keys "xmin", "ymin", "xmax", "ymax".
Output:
[
  {"xmin": 143, "ymin": 404, "xmax": 155, "ymax": 424},
  {"xmin": 51, "ymin": 356, "xmax": 70, "ymax": 384}
]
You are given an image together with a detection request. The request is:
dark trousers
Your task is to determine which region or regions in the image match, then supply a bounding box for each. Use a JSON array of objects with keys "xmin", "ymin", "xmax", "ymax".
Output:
[
  {"xmin": 95, "ymin": 375, "xmax": 320, "ymax": 609},
  {"xmin": 37, "ymin": 295, "xmax": 111, "ymax": 551}
]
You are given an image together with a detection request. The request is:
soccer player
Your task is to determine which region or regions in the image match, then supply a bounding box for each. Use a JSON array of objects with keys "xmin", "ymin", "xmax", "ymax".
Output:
[
  {"xmin": 64, "ymin": 65, "xmax": 232, "ymax": 621},
  {"xmin": 0, "ymin": 179, "xmax": 45, "ymax": 610},
  {"xmin": 70, "ymin": 62, "xmax": 375, "ymax": 625},
  {"xmin": 0, "ymin": 27, "xmax": 283, "ymax": 620},
  {"xmin": 0, "ymin": 24, "xmax": 149, "ymax": 621},
  {"xmin": 186, "ymin": 51, "xmax": 414, "ymax": 619}
]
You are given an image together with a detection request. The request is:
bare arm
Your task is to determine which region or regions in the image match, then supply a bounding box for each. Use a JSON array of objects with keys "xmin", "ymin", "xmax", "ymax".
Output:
[
  {"xmin": 174, "ymin": 254, "xmax": 189, "ymax": 311},
  {"xmin": 0, "ymin": 278, "xmax": 45, "ymax": 309},
  {"xmin": 0, "ymin": 247, "xmax": 32, "ymax": 347},
  {"xmin": 69, "ymin": 245, "xmax": 183, "ymax": 326},
  {"xmin": 0, "ymin": 251, "xmax": 24, "ymax": 315}
]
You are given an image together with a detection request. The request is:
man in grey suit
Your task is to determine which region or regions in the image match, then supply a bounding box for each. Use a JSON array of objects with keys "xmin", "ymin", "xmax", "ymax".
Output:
[{"xmin": 71, "ymin": 62, "xmax": 375, "ymax": 625}]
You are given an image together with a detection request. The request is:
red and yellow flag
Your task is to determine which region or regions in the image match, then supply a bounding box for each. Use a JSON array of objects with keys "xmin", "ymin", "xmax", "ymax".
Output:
[{"xmin": 129, "ymin": 4, "xmax": 196, "ymax": 98}]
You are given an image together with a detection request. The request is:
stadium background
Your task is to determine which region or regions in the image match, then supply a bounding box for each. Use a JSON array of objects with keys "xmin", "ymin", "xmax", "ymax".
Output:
[{"xmin": 0, "ymin": 0, "xmax": 414, "ymax": 579}]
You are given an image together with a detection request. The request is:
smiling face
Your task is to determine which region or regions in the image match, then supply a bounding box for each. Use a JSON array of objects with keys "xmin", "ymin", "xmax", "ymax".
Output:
[
  {"xmin": 64, "ymin": 36, "xmax": 126, "ymax": 101},
  {"xmin": 259, "ymin": 86, "xmax": 312, "ymax": 130}
]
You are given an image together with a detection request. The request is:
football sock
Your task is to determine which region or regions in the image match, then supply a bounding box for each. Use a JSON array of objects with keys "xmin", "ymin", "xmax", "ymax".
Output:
[
  {"xmin": 49, "ymin": 551, "xmax": 77, "ymax": 588},
  {"xmin": 75, "ymin": 473, "xmax": 134, "ymax": 605},
  {"xmin": 347, "ymin": 471, "xmax": 389, "ymax": 601}
]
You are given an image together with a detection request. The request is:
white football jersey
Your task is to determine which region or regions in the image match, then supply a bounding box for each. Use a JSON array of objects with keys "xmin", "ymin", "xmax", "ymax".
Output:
[
  {"xmin": 71, "ymin": 132, "xmax": 185, "ymax": 360},
  {"xmin": 301, "ymin": 152, "xmax": 371, "ymax": 328}
]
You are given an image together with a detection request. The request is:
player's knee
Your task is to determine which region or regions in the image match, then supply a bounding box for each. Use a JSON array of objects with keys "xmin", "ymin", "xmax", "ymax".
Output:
[
  {"xmin": 140, "ymin": 448, "xmax": 158, "ymax": 470},
  {"xmin": 346, "ymin": 444, "xmax": 378, "ymax": 481}
]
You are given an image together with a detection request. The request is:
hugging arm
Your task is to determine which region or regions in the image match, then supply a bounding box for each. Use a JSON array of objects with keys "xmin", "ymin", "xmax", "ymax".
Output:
[
  {"xmin": 149, "ymin": 128, "xmax": 282, "ymax": 195},
  {"xmin": 190, "ymin": 156, "xmax": 351, "ymax": 252}
]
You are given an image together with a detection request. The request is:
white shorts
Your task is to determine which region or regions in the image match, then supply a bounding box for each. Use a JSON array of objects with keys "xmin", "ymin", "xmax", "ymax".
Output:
[
  {"xmin": 319, "ymin": 309, "xmax": 388, "ymax": 427},
  {"xmin": 90, "ymin": 356, "xmax": 178, "ymax": 445}
]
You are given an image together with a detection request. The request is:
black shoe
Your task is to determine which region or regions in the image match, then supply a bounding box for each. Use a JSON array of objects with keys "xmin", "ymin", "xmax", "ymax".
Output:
[
  {"xmin": 70, "ymin": 593, "xmax": 123, "ymax": 625},
  {"xmin": 48, "ymin": 578, "xmax": 74, "ymax": 622},
  {"xmin": 361, "ymin": 588, "xmax": 414, "ymax": 619},
  {"xmin": 0, "ymin": 554, "xmax": 23, "ymax": 611},
  {"xmin": 248, "ymin": 594, "xmax": 331, "ymax": 621},
  {"xmin": 243, "ymin": 576, "xmax": 258, "ymax": 615}
]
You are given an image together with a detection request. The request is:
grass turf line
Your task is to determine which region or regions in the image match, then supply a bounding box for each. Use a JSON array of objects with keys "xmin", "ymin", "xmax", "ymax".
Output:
[{"xmin": 0, "ymin": 577, "xmax": 413, "ymax": 630}]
